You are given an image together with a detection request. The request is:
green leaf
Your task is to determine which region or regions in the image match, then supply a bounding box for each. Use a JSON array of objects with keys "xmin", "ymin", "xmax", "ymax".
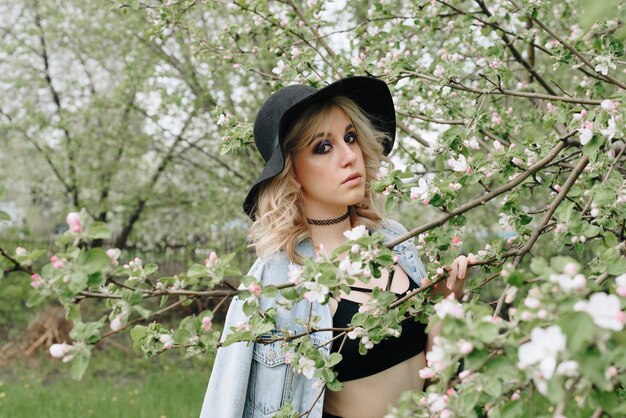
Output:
[
  {"xmin": 78, "ymin": 248, "xmax": 111, "ymax": 274},
  {"xmin": 263, "ymin": 286, "xmax": 278, "ymax": 298},
  {"xmin": 26, "ymin": 292, "xmax": 47, "ymax": 308},
  {"xmin": 143, "ymin": 263, "xmax": 158, "ymax": 276},
  {"xmin": 602, "ymin": 231, "xmax": 618, "ymax": 248},
  {"xmin": 326, "ymin": 378, "xmax": 343, "ymax": 391},
  {"xmin": 458, "ymin": 389, "xmax": 480, "ymax": 415},
  {"xmin": 130, "ymin": 325, "xmax": 148, "ymax": 352},
  {"xmin": 280, "ymin": 287, "xmax": 299, "ymax": 301},
  {"xmin": 133, "ymin": 305, "xmax": 151, "ymax": 319},
  {"xmin": 582, "ymin": 135, "xmax": 602, "ymax": 160},
  {"xmin": 242, "ymin": 299, "xmax": 257, "ymax": 316},
  {"xmin": 451, "ymin": 215, "xmax": 466, "ymax": 227},
  {"xmin": 326, "ymin": 352, "xmax": 343, "ymax": 367},
  {"xmin": 86, "ymin": 221, "xmax": 111, "ymax": 240},
  {"xmin": 482, "ymin": 375, "xmax": 502, "ymax": 398},
  {"xmin": 558, "ymin": 312, "xmax": 594, "ymax": 352},
  {"xmin": 69, "ymin": 321, "xmax": 103, "ymax": 344},
  {"xmin": 186, "ymin": 263, "xmax": 208, "ymax": 280},
  {"xmin": 0, "ymin": 210, "xmax": 10, "ymax": 221},
  {"xmin": 69, "ymin": 349, "xmax": 91, "ymax": 380},
  {"xmin": 68, "ymin": 271, "xmax": 89, "ymax": 294},
  {"xmin": 500, "ymin": 400, "xmax": 524, "ymax": 418}
]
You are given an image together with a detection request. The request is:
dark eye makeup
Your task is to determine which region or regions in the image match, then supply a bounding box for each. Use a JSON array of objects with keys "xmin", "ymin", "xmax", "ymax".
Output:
[{"xmin": 313, "ymin": 131, "xmax": 358, "ymax": 155}]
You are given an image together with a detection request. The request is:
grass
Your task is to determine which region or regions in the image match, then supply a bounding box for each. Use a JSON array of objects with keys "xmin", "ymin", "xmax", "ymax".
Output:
[{"xmin": 0, "ymin": 346, "xmax": 214, "ymax": 418}]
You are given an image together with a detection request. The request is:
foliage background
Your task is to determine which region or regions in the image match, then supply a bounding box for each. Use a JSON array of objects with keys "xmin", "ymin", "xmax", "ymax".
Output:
[{"xmin": 1, "ymin": 0, "xmax": 625, "ymax": 417}]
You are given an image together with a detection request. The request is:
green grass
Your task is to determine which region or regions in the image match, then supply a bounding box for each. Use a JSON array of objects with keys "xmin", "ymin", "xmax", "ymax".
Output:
[{"xmin": 0, "ymin": 348, "xmax": 213, "ymax": 418}]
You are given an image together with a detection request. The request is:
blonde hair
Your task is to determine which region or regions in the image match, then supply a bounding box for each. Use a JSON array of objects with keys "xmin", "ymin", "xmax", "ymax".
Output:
[{"xmin": 249, "ymin": 96, "xmax": 391, "ymax": 264}]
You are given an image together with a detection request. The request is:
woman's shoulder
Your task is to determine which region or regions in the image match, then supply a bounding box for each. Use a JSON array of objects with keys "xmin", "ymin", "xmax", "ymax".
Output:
[
  {"xmin": 248, "ymin": 251, "xmax": 294, "ymax": 286},
  {"xmin": 374, "ymin": 218, "xmax": 411, "ymax": 240}
]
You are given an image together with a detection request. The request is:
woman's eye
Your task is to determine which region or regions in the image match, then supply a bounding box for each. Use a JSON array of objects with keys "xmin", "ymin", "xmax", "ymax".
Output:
[
  {"xmin": 315, "ymin": 140, "xmax": 332, "ymax": 154},
  {"xmin": 345, "ymin": 132, "xmax": 357, "ymax": 144}
]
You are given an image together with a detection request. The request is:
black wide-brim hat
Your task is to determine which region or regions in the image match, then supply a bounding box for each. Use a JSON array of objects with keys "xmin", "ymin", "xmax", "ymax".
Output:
[{"xmin": 243, "ymin": 76, "xmax": 396, "ymax": 219}]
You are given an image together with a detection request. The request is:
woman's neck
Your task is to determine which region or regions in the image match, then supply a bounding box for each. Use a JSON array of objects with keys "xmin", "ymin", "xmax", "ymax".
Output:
[{"xmin": 309, "ymin": 217, "xmax": 354, "ymax": 256}]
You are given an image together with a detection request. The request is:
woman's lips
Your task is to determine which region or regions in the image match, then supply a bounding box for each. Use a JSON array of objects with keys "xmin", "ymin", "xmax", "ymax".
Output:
[{"xmin": 342, "ymin": 174, "xmax": 362, "ymax": 186}]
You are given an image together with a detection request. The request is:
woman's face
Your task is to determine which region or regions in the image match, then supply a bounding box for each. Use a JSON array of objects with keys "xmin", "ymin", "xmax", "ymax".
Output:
[{"xmin": 293, "ymin": 106, "xmax": 366, "ymax": 218}]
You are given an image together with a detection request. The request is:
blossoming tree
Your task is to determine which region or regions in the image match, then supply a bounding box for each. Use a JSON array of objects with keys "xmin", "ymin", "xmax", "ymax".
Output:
[{"xmin": 2, "ymin": 0, "xmax": 626, "ymax": 417}]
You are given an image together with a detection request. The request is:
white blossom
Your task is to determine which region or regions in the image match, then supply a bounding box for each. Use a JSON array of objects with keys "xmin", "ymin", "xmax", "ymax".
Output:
[
  {"xmin": 578, "ymin": 121, "xmax": 594, "ymax": 145},
  {"xmin": 434, "ymin": 295, "xmax": 463, "ymax": 319},
  {"xmin": 556, "ymin": 360, "xmax": 579, "ymax": 377},
  {"xmin": 347, "ymin": 327, "xmax": 365, "ymax": 340},
  {"xmin": 584, "ymin": 292, "xmax": 624, "ymax": 331},
  {"xmin": 549, "ymin": 273, "xmax": 586, "ymax": 292},
  {"xmin": 298, "ymin": 356, "xmax": 316, "ymax": 379},
  {"xmin": 287, "ymin": 264, "xmax": 303, "ymax": 284},
  {"xmin": 447, "ymin": 154, "xmax": 469, "ymax": 172},
  {"xmin": 302, "ymin": 281, "xmax": 329, "ymax": 304},
  {"xmin": 594, "ymin": 55, "xmax": 616, "ymax": 75},
  {"xmin": 343, "ymin": 225, "xmax": 368, "ymax": 241},
  {"xmin": 410, "ymin": 178, "xmax": 430, "ymax": 201},
  {"xmin": 600, "ymin": 118, "xmax": 617, "ymax": 141},
  {"xmin": 272, "ymin": 60, "xmax": 286, "ymax": 75},
  {"xmin": 518, "ymin": 325, "xmax": 566, "ymax": 379},
  {"xmin": 426, "ymin": 341, "xmax": 447, "ymax": 372},
  {"xmin": 339, "ymin": 258, "xmax": 363, "ymax": 277}
]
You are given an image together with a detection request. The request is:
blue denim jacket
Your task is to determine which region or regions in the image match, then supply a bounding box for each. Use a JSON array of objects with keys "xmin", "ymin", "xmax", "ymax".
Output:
[{"xmin": 199, "ymin": 219, "xmax": 427, "ymax": 418}]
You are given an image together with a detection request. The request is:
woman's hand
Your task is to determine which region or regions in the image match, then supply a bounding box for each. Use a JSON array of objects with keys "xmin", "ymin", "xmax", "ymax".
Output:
[{"xmin": 433, "ymin": 255, "xmax": 472, "ymax": 298}]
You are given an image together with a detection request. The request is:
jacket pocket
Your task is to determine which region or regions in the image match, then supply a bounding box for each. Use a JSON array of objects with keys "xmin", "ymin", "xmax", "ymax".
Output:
[{"xmin": 247, "ymin": 341, "xmax": 293, "ymax": 416}]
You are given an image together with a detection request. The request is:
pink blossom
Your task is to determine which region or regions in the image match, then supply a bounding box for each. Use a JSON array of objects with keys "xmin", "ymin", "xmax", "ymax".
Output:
[
  {"xmin": 546, "ymin": 103, "xmax": 555, "ymax": 111},
  {"xmin": 201, "ymin": 316, "xmax": 213, "ymax": 331},
  {"xmin": 616, "ymin": 274, "xmax": 626, "ymax": 297},
  {"xmin": 451, "ymin": 236, "xmax": 462, "ymax": 245},
  {"xmin": 15, "ymin": 247, "xmax": 27, "ymax": 256},
  {"xmin": 434, "ymin": 294, "xmax": 463, "ymax": 319},
  {"xmin": 50, "ymin": 255, "xmax": 58, "ymax": 263},
  {"xmin": 53, "ymin": 261, "xmax": 63, "ymax": 269},
  {"xmin": 601, "ymin": 99, "xmax": 617, "ymax": 112},
  {"xmin": 520, "ymin": 311, "xmax": 533, "ymax": 321},
  {"xmin": 434, "ymin": 64, "xmax": 445, "ymax": 78},
  {"xmin": 511, "ymin": 392, "xmax": 520, "ymax": 401},
  {"xmin": 204, "ymin": 251, "xmax": 219, "ymax": 268},
  {"xmin": 159, "ymin": 334, "xmax": 174, "ymax": 349},
  {"xmin": 419, "ymin": 366, "xmax": 435, "ymax": 379},
  {"xmin": 31, "ymin": 273, "xmax": 44, "ymax": 288},
  {"xmin": 49, "ymin": 343, "xmax": 73, "ymax": 359},
  {"xmin": 572, "ymin": 109, "xmax": 587, "ymax": 121},
  {"xmin": 110, "ymin": 316, "xmax": 124, "ymax": 331},
  {"xmin": 459, "ymin": 340, "xmax": 473, "ymax": 354},
  {"xmin": 491, "ymin": 112, "xmax": 502, "ymax": 125},
  {"xmin": 248, "ymin": 283, "xmax": 262, "ymax": 298},
  {"xmin": 66, "ymin": 212, "xmax": 81, "ymax": 233},
  {"xmin": 605, "ymin": 366, "xmax": 618, "ymax": 379},
  {"xmin": 489, "ymin": 59, "xmax": 501, "ymax": 69}
]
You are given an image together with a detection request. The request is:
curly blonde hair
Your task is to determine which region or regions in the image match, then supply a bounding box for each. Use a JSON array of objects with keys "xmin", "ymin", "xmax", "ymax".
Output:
[{"xmin": 249, "ymin": 96, "xmax": 391, "ymax": 264}]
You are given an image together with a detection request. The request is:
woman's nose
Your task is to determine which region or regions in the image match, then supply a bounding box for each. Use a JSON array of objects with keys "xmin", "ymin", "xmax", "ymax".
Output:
[{"xmin": 339, "ymin": 142, "xmax": 357, "ymax": 166}]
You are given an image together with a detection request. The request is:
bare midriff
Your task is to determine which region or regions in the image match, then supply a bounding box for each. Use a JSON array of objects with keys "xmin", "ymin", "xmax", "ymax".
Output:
[
  {"xmin": 323, "ymin": 353, "xmax": 426, "ymax": 418},
  {"xmin": 322, "ymin": 264, "xmax": 427, "ymax": 418}
]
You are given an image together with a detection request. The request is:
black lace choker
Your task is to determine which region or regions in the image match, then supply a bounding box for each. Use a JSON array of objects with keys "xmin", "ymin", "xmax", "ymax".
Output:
[{"xmin": 307, "ymin": 210, "xmax": 350, "ymax": 226}]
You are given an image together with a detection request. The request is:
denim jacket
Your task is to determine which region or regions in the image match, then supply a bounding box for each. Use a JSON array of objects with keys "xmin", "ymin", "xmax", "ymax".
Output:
[{"xmin": 199, "ymin": 219, "xmax": 427, "ymax": 418}]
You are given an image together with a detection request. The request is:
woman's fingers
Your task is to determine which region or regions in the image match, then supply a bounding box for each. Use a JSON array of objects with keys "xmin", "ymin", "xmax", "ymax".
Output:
[
  {"xmin": 448, "ymin": 260, "xmax": 458, "ymax": 289},
  {"xmin": 457, "ymin": 255, "xmax": 468, "ymax": 280}
]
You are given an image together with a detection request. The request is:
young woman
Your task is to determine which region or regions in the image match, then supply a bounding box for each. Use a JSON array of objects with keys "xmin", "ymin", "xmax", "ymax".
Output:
[{"xmin": 200, "ymin": 77, "xmax": 470, "ymax": 418}]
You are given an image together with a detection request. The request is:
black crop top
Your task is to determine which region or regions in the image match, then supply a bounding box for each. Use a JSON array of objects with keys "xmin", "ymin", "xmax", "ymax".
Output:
[{"xmin": 329, "ymin": 265, "xmax": 428, "ymax": 382}]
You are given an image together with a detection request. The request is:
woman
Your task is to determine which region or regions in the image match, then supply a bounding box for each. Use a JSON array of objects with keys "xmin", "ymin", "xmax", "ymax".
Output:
[{"xmin": 200, "ymin": 77, "xmax": 469, "ymax": 418}]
